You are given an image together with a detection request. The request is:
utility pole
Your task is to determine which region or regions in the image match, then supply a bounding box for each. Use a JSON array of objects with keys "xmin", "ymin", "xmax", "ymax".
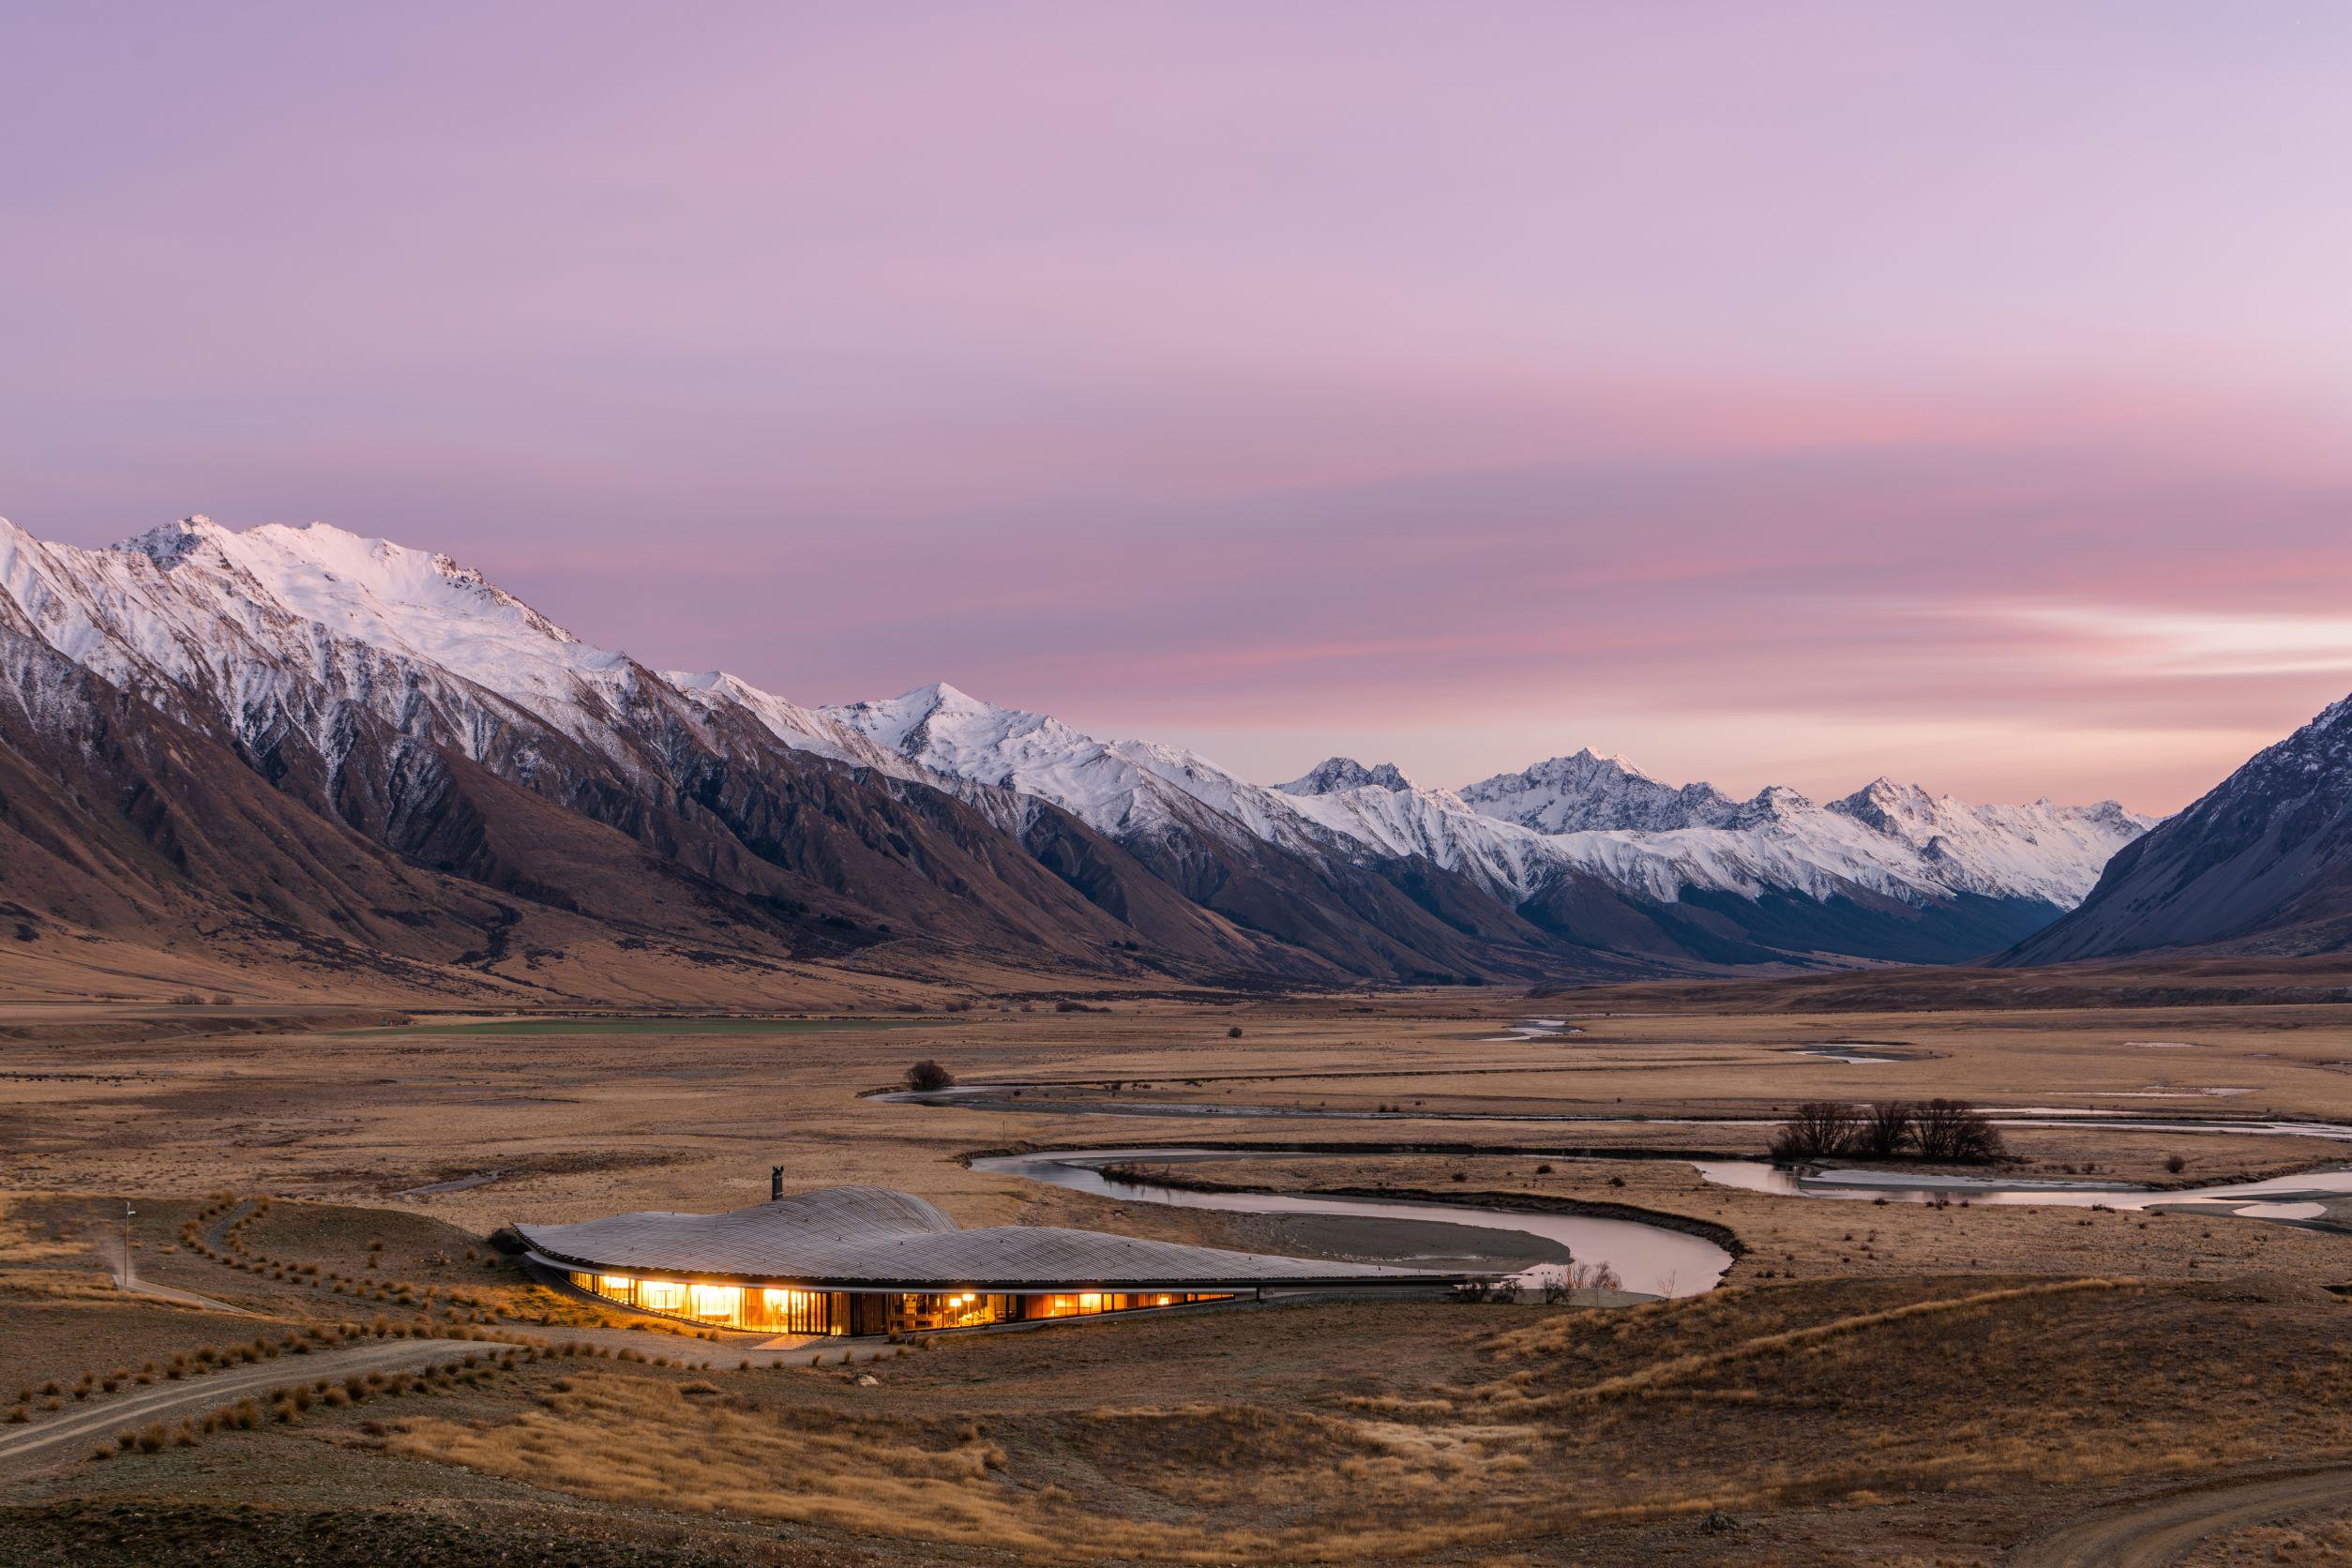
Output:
[{"xmin": 121, "ymin": 1200, "xmax": 134, "ymax": 1287}]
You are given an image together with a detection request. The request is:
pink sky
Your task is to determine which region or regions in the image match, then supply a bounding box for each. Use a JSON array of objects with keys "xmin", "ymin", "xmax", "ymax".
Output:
[{"xmin": 8, "ymin": 3, "xmax": 2352, "ymax": 812}]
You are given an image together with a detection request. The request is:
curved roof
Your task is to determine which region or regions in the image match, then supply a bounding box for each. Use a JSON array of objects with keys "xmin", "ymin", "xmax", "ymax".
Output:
[{"xmin": 516, "ymin": 1184, "xmax": 1464, "ymax": 1289}]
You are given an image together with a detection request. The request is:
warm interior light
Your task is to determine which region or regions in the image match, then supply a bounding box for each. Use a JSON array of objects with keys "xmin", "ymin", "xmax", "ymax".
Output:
[{"xmin": 688, "ymin": 1283, "xmax": 743, "ymax": 1323}]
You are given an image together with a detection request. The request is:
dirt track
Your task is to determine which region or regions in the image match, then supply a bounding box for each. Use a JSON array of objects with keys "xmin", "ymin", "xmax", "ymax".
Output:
[
  {"xmin": 2013, "ymin": 1465, "xmax": 2352, "ymax": 1566},
  {"xmin": 0, "ymin": 1338, "xmax": 478, "ymax": 1468},
  {"xmin": 107, "ymin": 1233, "xmax": 249, "ymax": 1317}
]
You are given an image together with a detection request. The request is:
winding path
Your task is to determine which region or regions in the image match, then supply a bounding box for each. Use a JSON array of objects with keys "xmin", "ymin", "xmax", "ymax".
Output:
[{"xmin": 2013, "ymin": 1465, "xmax": 2352, "ymax": 1566}]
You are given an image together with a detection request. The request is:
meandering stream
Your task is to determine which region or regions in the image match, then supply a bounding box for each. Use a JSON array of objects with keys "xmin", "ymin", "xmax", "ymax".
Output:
[
  {"xmin": 927, "ymin": 1090, "xmax": 2352, "ymax": 1301},
  {"xmin": 971, "ymin": 1147, "xmax": 1733, "ymax": 1298},
  {"xmin": 1691, "ymin": 1159, "xmax": 2352, "ymax": 1221}
]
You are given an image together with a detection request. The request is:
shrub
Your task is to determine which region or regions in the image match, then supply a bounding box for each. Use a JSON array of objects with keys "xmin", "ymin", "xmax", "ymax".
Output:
[
  {"xmin": 1227, "ymin": 1026, "xmax": 1244, "ymax": 1039},
  {"xmin": 904, "ymin": 1060, "xmax": 955, "ymax": 1093}
]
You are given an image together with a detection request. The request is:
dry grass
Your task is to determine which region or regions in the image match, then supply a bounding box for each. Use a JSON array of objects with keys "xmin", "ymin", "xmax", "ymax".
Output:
[
  {"xmin": 12, "ymin": 992, "xmax": 2352, "ymax": 1561},
  {"xmin": 389, "ymin": 1365, "xmax": 1627, "ymax": 1560},
  {"xmin": 0, "ymin": 1197, "xmax": 86, "ymax": 1268},
  {"xmin": 8, "ymin": 992, "xmax": 2349, "ymax": 1232},
  {"xmin": 1477, "ymin": 1275, "xmax": 2140, "ymax": 1410},
  {"xmin": 383, "ymin": 1276, "xmax": 2352, "ymax": 1562},
  {"xmin": 392, "ymin": 1373, "xmax": 1208, "ymax": 1560},
  {"xmin": 0, "ymin": 1194, "xmax": 158, "ymax": 1308},
  {"xmin": 2181, "ymin": 1510, "xmax": 2352, "ymax": 1564}
]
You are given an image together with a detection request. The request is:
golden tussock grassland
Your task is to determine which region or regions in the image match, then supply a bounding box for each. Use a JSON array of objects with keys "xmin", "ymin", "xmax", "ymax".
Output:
[{"xmin": 382, "ymin": 1274, "xmax": 2352, "ymax": 1562}]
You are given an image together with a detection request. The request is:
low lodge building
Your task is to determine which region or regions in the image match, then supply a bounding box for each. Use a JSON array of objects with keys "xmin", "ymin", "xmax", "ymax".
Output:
[{"xmin": 515, "ymin": 1183, "xmax": 1473, "ymax": 1338}]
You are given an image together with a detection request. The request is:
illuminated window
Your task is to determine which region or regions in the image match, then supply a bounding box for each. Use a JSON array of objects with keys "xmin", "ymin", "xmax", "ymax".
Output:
[
  {"xmin": 688, "ymin": 1283, "xmax": 743, "ymax": 1325},
  {"xmin": 637, "ymin": 1279, "xmax": 686, "ymax": 1313},
  {"xmin": 752, "ymin": 1287, "xmax": 836, "ymax": 1334}
]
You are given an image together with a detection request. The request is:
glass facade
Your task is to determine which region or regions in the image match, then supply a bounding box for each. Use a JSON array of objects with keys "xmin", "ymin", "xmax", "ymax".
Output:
[{"xmin": 565, "ymin": 1270, "xmax": 1231, "ymax": 1336}]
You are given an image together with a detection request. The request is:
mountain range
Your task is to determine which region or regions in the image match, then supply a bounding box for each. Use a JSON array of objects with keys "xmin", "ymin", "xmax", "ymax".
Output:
[{"xmin": 0, "ymin": 515, "xmax": 2161, "ymax": 1003}]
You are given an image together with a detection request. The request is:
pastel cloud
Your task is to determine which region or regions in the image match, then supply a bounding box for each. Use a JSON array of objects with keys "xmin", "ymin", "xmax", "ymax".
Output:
[{"xmin": 6, "ymin": 4, "xmax": 2352, "ymax": 813}]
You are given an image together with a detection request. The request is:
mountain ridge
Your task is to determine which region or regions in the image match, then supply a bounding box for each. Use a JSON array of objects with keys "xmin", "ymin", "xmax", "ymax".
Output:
[
  {"xmin": 0, "ymin": 514, "xmax": 2158, "ymax": 997},
  {"xmin": 2002, "ymin": 694, "xmax": 2352, "ymax": 963}
]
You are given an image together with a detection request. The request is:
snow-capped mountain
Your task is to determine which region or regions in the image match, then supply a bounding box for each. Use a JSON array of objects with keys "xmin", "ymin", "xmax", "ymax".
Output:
[
  {"xmin": 820, "ymin": 676, "xmax": 2149, "ymax": 923},
  {"xmin": 0, "ymin": 513, "xmax": 2163, "ymax": 993},
  {"xmin": 1297, "ymin": 759, "xmax": 2146, "ymax": 912},
  {"xmin": 823, "ymin": 681, "xmax": 2155, "ymax": 964},
  {"xmin": 663, "ymin": 668, "xmax": 925, "ymax": 780},
  {"xmin": 1823, "ymin": 778, "xmax": 2150, "ymax": 907},
  {"xmin": 1, "ymin": 512, "xmax": 730, "ymax": 793},
  {"xmin": 1461, "ymin": 749, "xmax": 1741, "ymax": 833},
  {"xmin": 826, "ymin": 683, "xmax": 1334, "ymax": 855},
  {"xmin": 0, "ymin": 515, "xmax": 1302, "ymax": 996},
  {"xmin": 1280, "ymin": 758, "xmax": 1415, "ymax": 794},
  {"xmin": 2006, "ymin": 696, "xmax": 2352, "ymax": 963}
]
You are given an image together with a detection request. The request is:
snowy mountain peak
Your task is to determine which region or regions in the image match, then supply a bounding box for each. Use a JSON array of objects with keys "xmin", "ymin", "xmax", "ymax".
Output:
[
  {"xmin": 1567, "ymin": 745, "xmax": 1654, "ymax": 778},
  {"xmin": 660, "ymin": 669, "xmax": 927, "ymax": 778},
  {"xmin": 122, "ymin": 514, "xmax": 237, "ymax": 569},
  {"xmin": 826, "ymin": 681, "xmax": 1064, "ymax": 763},
  {"xmin": 1727, "ymin": 783, "xmax": 1817, "ymax": 828},
  {"xmin": 1279, "ymin": 757, "xmax": 1415, "ymax": 795},
  {"xmin": 825, "ymin": 683, "xmax": 1330, "ymax": 852},
  {"xmin": 109, "ymin": 516, "xmax": 583, "ymax": 651},
  {"xmin": 1460, "ymin": 749, "xmax": 1740, "ymax": 834},
  {"xmin": 1832, "ymin": 776, "xmax": 1938, "ymax": 829}
]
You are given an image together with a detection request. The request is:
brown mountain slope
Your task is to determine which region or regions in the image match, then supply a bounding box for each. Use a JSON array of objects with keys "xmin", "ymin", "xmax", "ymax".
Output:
[
  {"xmin": 0, "ymin": 624, "xmax": 1332, "ymax": 1002},
  {"xmin": 2003, "ymin": 695, "xmax": 2352, "ymax": 964}
]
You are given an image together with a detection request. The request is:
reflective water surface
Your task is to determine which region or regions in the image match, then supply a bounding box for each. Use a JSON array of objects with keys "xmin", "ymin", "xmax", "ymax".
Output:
[{"xmin": 973, "ymin": 1147, "xmax": 1732, "ymax": 1299}]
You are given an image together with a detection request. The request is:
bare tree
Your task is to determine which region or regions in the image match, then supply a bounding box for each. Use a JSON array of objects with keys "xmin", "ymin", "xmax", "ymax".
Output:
[
  {"xmin": 1855, "ymin": 1101, "xmax": 1915, "ymax": 1160},
  {"xmin": 1771, "ymin": 1101, "xmax": 1862, "ymax": 1162},
  {"xmin": 1912, "ymin": 1099, "xmax": 2004, "ymax": 1163},
  {"xmin": 904, "ymin": 1059, "xmax": 956, "ymax": 1093}
]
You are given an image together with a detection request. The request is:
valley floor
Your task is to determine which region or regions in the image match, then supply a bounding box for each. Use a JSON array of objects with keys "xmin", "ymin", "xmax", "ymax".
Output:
[{"xmin": 3, "ymin": 984, "xmax": 2350, "ymax": 1563}]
